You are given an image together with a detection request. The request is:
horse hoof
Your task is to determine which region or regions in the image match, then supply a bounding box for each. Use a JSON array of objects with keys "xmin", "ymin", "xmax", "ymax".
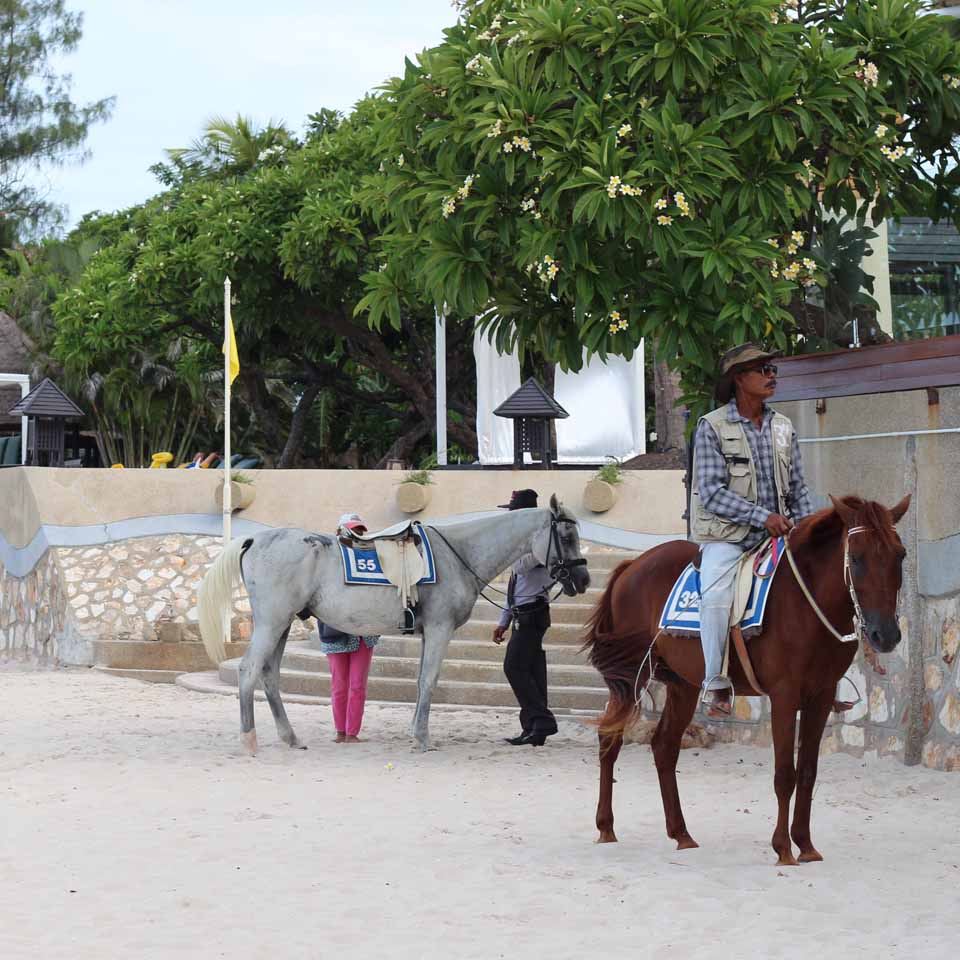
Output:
[
  {"xmin": 676, "ymin": 837, "xmax": 699, "ymax": 851},
  {"xmin": 798, "ymin": 849, "xmax": 823, "ymax": 863},
  {"xmin": 288, "ymin": 740, "xmax": 308, "ymax": 751},
  {"xmin": 241, "ymin": 730, "xmax": 258, "ymax": 756},
  {"xmin": 776, "ymin": 852, "xmax": 799, "ymax": 867},
  {"xmin": 596, "ymin": 831, "xmax": 618, "ymax": 844}
]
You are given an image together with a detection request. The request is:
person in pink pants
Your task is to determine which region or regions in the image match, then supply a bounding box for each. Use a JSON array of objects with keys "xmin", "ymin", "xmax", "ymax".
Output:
[
  {"xmin": 320, "ymin": 512, "xmax": 379, "ymax": 742},
  {"xmin": 323, "ymin": 634, "xmax": 377, "ymax": 742}
]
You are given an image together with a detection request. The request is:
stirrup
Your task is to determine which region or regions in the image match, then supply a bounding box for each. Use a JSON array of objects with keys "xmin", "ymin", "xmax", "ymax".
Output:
[
  {"xmin": 700, "ymin": 676, "xmax": 735, "ymax": 719},
  {"xmin": 399, "ymin": 606, "xmax": 417, "ymax": 635}
]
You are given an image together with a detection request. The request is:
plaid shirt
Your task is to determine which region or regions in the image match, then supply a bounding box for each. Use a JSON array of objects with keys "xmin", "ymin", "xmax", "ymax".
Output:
[{"xmin": 694, "ymin": 400, "xmax": 814, "ymax": 550}]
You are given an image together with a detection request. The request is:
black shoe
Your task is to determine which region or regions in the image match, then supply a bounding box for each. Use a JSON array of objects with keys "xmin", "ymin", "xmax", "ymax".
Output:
[
  {"xmin": 504, "ymin": 732, "xmax": 530, "ymax": 746},
  {"xmin": 519, "ymin": 730, "xmax": 554, "ymax": 747}
]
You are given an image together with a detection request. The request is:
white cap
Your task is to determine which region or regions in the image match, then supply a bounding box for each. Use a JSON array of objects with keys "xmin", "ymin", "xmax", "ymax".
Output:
[{"xmin": 338, "ymin": 512, "xmax": 363, "ymax": 527}]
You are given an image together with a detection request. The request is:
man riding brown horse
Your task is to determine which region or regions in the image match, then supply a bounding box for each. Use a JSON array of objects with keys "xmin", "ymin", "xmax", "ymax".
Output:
[{"xmin": 691, "ymin": 343, "xmax": 815, "ymax": 717}]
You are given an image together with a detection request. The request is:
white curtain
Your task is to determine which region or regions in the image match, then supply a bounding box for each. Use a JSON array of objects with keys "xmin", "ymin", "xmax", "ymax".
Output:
[
  {"xmin": 554, "ymin": 343, "xmax": 646, "ymax": 463},
  {"xmin": 473, "ymin": 328, "xmax": 521, "ymax": 465}
]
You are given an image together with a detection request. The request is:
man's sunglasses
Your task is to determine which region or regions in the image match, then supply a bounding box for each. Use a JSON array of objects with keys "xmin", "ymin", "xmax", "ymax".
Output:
[{"xmin": 746, "ymin": 363, "xmax": 778, "ymax": 377}]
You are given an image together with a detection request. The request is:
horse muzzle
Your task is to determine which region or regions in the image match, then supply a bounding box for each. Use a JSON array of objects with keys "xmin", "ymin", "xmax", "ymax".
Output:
[{"xmin": 863, "ymin": 612, "xmax": 901, "ymax": 653}]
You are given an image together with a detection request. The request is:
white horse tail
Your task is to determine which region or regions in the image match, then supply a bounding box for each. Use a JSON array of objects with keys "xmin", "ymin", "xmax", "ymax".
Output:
[{"xmin": 198, "ymin": 537, "xmax": 248, "ymax": 666}]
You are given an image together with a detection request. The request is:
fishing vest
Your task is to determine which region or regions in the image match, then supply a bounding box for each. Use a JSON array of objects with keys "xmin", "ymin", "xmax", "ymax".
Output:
[{"xmin": 691, "ymin": 405, "xmax": 796, "ymax": 544}]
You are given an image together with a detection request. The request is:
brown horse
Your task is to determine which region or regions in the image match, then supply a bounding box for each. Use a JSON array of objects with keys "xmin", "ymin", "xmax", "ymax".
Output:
[{"xmin": 583, "ymin": 494, "xmax": 910, "ymax": 865}]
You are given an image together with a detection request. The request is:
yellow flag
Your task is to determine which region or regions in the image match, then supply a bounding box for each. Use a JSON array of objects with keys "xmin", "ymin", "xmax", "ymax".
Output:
[{"xmin": 223, "ymin": 310, "xmax": 239, "ymax": 385}]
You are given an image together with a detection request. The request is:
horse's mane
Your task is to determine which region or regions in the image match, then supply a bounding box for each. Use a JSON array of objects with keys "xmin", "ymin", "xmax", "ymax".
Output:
[{"xmin": 789, "ymin": 495, "xmax": 901, "ymax": 553}]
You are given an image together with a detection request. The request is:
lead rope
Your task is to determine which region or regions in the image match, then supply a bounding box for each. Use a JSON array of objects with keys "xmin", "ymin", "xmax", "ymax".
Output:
[
  {"xmin": 784, "ymin": 526, "xmax": 871, "ymax": 711},
  {"xmin": 783, "ymin": 527, "xmax": 867, "ymax": 644}
]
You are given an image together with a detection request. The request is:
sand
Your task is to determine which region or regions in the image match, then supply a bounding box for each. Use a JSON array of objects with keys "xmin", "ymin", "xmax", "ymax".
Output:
[{"xmin": 1, "ymin": 667, "xmax": 957, "ymax": 959}]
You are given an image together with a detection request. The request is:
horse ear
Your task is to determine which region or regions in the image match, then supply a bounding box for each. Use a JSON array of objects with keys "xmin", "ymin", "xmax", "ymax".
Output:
[
  {"xmin": 828, "ymin": 495, "xmax": 857, "ymax": 528},
  {"xmin": 549, "ymin": 493, "xmax": 560, "ymax": 514},
  {"xmin": 889, "ymin": 494, "xmax": 911, "ymax": 525}
]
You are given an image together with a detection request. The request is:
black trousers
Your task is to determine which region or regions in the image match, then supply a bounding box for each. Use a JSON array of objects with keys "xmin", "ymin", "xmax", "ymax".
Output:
[{"xmin": 503, "ymin": 603, "xmax": 557, "ymax": 735}]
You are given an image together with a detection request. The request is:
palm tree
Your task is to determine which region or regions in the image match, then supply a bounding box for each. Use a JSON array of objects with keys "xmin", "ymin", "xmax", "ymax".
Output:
[{"xmin": 165, "ymin": 115, "xmax": 294, "ymax": 175}]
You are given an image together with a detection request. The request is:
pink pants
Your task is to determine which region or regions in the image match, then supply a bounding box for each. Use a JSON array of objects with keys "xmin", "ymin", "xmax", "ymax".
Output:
[{"xmin": 327, "ymin": 644, "xmax": 374, "ymax": 736}]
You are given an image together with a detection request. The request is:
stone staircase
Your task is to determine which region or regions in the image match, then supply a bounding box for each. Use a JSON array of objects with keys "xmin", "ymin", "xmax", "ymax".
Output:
[{"xmin": 176, "ymin": 547, "xmax": 634, "ymax": 714}]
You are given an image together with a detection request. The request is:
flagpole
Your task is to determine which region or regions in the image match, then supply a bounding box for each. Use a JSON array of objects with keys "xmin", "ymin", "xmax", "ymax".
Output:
[
  {"xmin": 222, "ymin": 278, "xmax": 233, "ymax": 648},
  {"xmin": 223, "ymin": 277, "xmax": 233, "ymax": 548}
]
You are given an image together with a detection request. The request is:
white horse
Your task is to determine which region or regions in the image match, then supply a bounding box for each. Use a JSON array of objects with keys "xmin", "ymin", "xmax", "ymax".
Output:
[{"xmin": 198, "ymin": 496, "xmax": 590, "ymax": 753}]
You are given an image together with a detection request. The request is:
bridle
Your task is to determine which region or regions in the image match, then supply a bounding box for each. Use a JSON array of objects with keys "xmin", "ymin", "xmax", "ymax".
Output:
[
  {"xmin": 544, "ymin": 516, "xmax": 588, "ymax": 589},
  {"xmin": 426, "ymin": 514, "xmax": 587, "ymax": 612},
  {"xmin": 783, "ymin": 525, "xmax": 871, "ymax": 644}
]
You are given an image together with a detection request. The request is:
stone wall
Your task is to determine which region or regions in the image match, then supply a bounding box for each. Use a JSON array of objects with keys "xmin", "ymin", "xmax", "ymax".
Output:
[
  {"xmin": 0, "ymin": 549, "xmax": 68, "ymax": 662},
  {"xmin": 1, "ymin": 532, "xmax": 314, "ymax": 667},
  {"xmin": 57, "ymin": 534, "xmax": 222, "ymax": 639},
  {"xmin": 919, "ymin": 597, "xmax": 960, "ymax": 771}
]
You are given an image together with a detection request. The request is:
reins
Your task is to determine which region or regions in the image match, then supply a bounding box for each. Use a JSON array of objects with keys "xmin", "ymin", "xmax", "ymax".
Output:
[
  {"xmin": 783, "ymin": 525, "xmax": 869, "ymax": 645},
  {"xmin": 426, "ymin": 516, "xmax": 585, "ymax": 614}
]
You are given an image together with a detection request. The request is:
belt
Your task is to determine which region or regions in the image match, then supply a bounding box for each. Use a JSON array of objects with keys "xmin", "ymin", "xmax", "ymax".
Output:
[{"xmin": 513, "ymin": 599, "xmax": 548, "ymax": 612}]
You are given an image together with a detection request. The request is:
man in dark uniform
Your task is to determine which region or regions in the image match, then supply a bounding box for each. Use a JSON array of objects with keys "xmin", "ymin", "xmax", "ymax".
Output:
[{"xmin": 491, "ymin": 488, "xmax": 558, "ymax": 746}]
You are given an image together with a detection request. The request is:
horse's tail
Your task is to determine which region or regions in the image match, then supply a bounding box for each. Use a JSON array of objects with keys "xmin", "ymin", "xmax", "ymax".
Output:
[
  {"xmin": 581, "ymin": 559, "xmax": 635, "ymax": 651},
  {"xmin": 198, "ymin": 537, "xmax": 249, "ymax": 665},
  {"xmin": 581, "ymin": 557, "xmax": 652, "ymax": 740}
]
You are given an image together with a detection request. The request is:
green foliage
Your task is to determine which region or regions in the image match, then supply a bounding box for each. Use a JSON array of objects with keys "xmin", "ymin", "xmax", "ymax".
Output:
[
  {"xmin": 0, "ymin": 1, "xmax": 114, "ymax": 240},
  {"xmin": 362, "ymin": 0, "xmax": 960, "ymax": 418},
  {"xmin": 34, "ymin": 102, "xmax": 478, "ymax": 468},
  {"xmin": 594, "ymin": 455, "xmax": 624, "ymax": 485},
  {"xmin": 401, "ymin": 468, "xmax": 434, "ymax": 485}
]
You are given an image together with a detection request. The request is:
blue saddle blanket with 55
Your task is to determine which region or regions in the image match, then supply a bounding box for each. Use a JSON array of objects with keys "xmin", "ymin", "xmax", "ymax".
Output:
[
  {"xmin": 658, "ymin": 538, "xmax": 785, "ymax": 635},
  {"xmin": 340, "ymin": 527, "xmax": 437, "ymax": 587}
]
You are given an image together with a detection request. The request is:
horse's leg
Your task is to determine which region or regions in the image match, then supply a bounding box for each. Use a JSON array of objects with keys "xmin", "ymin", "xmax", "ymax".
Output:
[
  {"xmin": 770, "ymin": 697, "xmax": 800, "ymax": 866},
  {"xmin": 596, "ymin": 730, "xmax": 623, "ymax": 843},
  {"xmin": 791, "ymin": 691, "xmax": 834, "ymax": 862},
  {"xmin": 410, "ymin": 621, "xmax": 453, "ymax": 751},
  {"xmin": 238, "ymin": 621, "xmax": 280, "ymax": 756},
  {"xmin": 652, "ymin": 682, "xmax": 700, "ymax": 850},
  {"xmin": 261, "ymin": 626, "xmax": 305, "ymax": 750}
]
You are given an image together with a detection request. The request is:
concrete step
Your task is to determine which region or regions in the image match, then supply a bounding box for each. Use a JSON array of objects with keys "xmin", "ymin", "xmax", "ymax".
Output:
[
  {"xmin": 216, "ymin": 660, "xmax": 609, "ymax": 710},
  {"xmin": 277, "ymin": 647, "xmax": 603, "ymax": 687},
  {"xmin": 492, "ymin": 567, "xmax": 617, "ymax": 588},
  {"xmin": 91, "ymin": 639, "xmax": 252, "ymax": 672},
  {"xmin": 93, "ymin": 666, "xmax": 184, "ymax": 684},
  {"xmin": 579, "ymin": 549, "xmax": 638, "ymax": 570},
  {"xmin": 447, "ymin": 619, "xmax": 585, "ymax": 644},
  {"xmin": 175, "ymin": 671, "xmax": 603, "ymax": 719},
  {"xmin": 341, "ymin": 636, "xmax": 593, "ymax": 665},
  {"xmin": 469, "ymin": 598, "xmax": 594, "ymax": 623}
]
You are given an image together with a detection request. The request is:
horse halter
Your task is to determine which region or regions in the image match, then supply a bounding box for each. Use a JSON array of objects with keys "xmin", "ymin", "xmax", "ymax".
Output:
[
  {"xmin": 784, "ymin": 525, "xmax": 870, "ymax": 644},
  {"xmin": 545, "ymin": 517, "xmax": 587, "ymax": 586}
]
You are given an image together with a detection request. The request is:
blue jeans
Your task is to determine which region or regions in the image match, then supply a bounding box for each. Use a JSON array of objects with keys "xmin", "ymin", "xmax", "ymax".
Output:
[{"xmin": 698, "ymin": 542, "xmax": 745, "ymax": 692}]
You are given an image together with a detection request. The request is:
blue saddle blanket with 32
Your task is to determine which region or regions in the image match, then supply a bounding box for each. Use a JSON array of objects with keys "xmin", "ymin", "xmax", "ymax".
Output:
[
  {"xmin": 658, "ymin": 538, "xmax": 785, "ymax": 635},
  {"xmin": 339, "ymin": 527, "xmax": 437, "ymax": 587}
]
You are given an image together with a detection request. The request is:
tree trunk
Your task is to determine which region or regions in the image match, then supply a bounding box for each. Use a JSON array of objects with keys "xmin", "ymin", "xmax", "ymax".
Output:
[
  {"xmin": 653, "ymin": 356, "xmax": 687, "ymax": 453},
  {"xmin": 376, "ymin": 419, "xmax": 432, "ymax": 468},
  {"xmin": 277, "ymin": 383, "xmax": 321, "ymax": 469}
]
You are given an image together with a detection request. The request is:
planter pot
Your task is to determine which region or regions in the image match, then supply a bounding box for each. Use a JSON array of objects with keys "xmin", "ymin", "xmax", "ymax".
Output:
[
  {"xmin": 214, "ymin": 481, "xmax": 256, "ymax": 512},
  {"xmin": 583, "ymin": 478, "xmax": 618, "ymax": 514},
  {"xmin": 396, "ymin": 482, "xmax": 432, "ymax": 514}
]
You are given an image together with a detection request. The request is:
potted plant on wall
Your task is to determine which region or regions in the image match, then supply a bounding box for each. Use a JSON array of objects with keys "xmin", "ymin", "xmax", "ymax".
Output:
[
  {"xmin": 214, "ymin": 472, "xmax": 256, "ymax": 512},
  {"xmin": 396, "ymin": 465, "xmax": 434, "ymax": 513},
  {"xmin": 584, "ymin": 457, "xmax": 623, "ymax": 513}
]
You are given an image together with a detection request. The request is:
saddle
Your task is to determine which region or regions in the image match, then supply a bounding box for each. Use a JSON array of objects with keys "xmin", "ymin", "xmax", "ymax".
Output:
[
  {"xmin": 691, "ymin": 538, "xmax": 780, "ymax": 630},
  {"xmin": 339, "ymin": 520, "xmax": 430, "ymax": 630},
  {"xmin": 339, "ymin": 518, "xmax": 419, "ymax": 545}
]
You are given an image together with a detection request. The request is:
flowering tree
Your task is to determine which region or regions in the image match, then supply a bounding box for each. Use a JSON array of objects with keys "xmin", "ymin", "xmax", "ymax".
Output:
[{"xmin": 360, "ymin": 0, "xmax": 960, "ymax": 415}]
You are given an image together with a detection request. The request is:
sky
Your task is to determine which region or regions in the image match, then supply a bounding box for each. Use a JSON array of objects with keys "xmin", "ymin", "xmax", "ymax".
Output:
[{"xmin": 44, "ymin": 0, "xmax": 457, "ymax": 229}]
